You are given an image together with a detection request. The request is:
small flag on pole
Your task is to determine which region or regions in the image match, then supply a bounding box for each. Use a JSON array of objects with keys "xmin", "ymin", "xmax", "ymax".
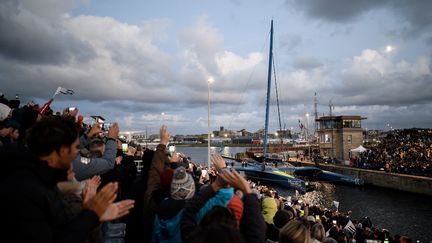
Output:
[
  {"xmin": 343, "ymin": 220, "xmax": 357, "ymax": 235},
  {"xmin": 54, "ymin": 86, "xmax": 74, "ymax": 97},
  {"xmin": 40, "ymin": 87, "xmax": 74, "ymax": 115},
  {"xmin": 333, "ymin": 200, "xmax": 339, "ymax": 210}
]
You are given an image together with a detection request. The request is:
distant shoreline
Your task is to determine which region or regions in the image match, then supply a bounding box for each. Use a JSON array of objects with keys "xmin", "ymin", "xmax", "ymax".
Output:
[
  {"xmin": 174, "ymin": 143, "xmax": 301, "ymax": 148},
  {"xmin": 175, "ymin": 143, "xmax": 255, "ymax": 147}
]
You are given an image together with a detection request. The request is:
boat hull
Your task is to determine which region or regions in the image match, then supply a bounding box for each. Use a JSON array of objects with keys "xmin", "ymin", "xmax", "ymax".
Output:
[
  {"xmin": 279, "ymin": 166, "xmax": 364, "ymax": 186},
  {"xmin": 235, "ymin": 166, "xmax": 306, "ymax": 192}
]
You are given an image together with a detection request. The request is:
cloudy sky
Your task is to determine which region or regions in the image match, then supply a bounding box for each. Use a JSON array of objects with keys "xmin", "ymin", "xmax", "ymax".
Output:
[{"xmin": 1, "ymin": 0, "xmax": 431, "ymax": 135}]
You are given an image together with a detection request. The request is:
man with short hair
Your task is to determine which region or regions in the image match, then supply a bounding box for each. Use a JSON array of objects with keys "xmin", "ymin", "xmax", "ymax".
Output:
[{"xmin": 0, "ymin": 116, "xmax": 118, "ymax": 243}]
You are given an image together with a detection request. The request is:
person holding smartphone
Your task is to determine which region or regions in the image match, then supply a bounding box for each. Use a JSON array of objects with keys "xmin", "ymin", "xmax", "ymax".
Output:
[{"xmin": 72, "ymin": 122, "xmax": 120, "ymax": 181}]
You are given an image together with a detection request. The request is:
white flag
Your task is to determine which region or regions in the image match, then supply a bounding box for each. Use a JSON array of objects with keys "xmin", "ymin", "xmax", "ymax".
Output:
[
  {"xmin": 333, "ymin": 200, "xmax": 339, "ymax": 209},
  {"xmin": 54, "ymin": 86, "xmax": 74, "ymax": 97},
  {"xmin": 344, "ymin": 220, "xmax": 357, "ymax": 235}
]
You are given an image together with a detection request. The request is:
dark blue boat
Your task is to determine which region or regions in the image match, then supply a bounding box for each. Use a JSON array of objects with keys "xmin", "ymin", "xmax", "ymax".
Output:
[
  {"xmin": 277, "ymin": 166, "xmax": 364, "ymax": 186},
  {"xmin": 234, "ymin": 164, "xmax": 307, "ymax": 192}
]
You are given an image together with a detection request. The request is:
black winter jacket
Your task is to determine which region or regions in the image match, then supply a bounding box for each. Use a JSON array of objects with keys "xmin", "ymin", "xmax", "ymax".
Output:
[{"xmin": 0, "ymin": 143, "xmax": 99, "ymax": 243}]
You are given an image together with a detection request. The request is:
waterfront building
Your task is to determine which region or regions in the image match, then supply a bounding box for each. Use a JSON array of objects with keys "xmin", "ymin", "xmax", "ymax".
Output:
[{"xmin": 316, "ymin": 115, "xmax": 366, "ymax": 160}]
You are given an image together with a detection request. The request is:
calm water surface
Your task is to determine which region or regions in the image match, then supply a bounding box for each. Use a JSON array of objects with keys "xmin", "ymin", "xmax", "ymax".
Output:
[{"xmin": 176, "ymin": 146, "xmax": 432, "ymax": 242}]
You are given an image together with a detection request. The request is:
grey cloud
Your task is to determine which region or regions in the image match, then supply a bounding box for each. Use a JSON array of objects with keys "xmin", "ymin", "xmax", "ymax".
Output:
[
  {"xmin": 336, "ymin": 71, "xmax": 432, "ymax": 106},
  {"xmin": 338, "ymin": 103, "xmax": 432, "ymax": 129},
  {"xmin": 279, "ymin": 34, "xmax": 302, "ymax": 53},
  {"xmin": 177, "ymin": 15, "xmax": 224, "ymax": 75},
  {"xmin": 0, "ymin": 0, "xmax": 96, "ymax": 64},
  {"xmin": 425, "ymin": 36, "xmax": 432, "ymax": 46},
  {"xmin": 292, "ymin": 56, "xmax": 323, "ymax": 70},
  {"xmin": 287, "ymin": 0, "xmax": 385, "ymax": 22},
  {"xmin": 329, "ymin": 26, "xmax": 353, "ymax": 37},
  {"xmin": 288, "ymin": 0, "xmax": 432, "ymax": 38}
]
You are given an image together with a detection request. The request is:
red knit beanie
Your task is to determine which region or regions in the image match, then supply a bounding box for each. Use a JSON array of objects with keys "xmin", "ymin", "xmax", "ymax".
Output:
[
  {"xmin": 227, "ymin": 194, "xmax": 244, "ymax": 228},
  {"xmin": 160, "ymin": 168, "xmax": 174, "ymax": 190}
]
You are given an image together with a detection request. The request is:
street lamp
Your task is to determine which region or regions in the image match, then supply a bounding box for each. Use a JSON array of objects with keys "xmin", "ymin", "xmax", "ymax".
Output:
[{"xmin": 207, "ymin": 76, "xmax": 214, "ymax": 168}]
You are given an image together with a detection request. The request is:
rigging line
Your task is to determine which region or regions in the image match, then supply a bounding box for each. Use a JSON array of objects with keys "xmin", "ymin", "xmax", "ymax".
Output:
[
  {"xmin": 226, "ymin": 29, "xmax": 271, "ymax": 132},
  {"xmin": 272, "ymin": 37, "xmax": 285, "ymax": 123},
  {"xmin": 273, "ymin": 56, "xmax": 282, "ymax": 133}
]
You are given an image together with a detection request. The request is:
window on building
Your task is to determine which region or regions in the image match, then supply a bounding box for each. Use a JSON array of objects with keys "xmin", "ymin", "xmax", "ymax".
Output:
[
  {"xmin": 347, "ymin": 135, "xmax": 352, "ymax": 144},
  {"xmin": 325, "ymin": 134, "xmax": 331, "ymax": 143}
]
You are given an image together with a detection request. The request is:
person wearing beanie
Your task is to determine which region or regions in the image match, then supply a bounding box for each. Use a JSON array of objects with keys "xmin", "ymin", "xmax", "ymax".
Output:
[
  {"xmin": 0, "ymin": 103, "xmax": 11, "ymax": 122},
  {"xmin": 170, "ymin": 167, "xmax": 196, "ymax": 200},
  {"xmin": 153, "ymin": 167, "xmax": 196, "ymax": 243}
]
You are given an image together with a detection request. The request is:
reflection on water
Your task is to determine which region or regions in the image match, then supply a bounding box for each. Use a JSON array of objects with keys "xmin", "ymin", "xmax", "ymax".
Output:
[{"xmin": 176, "ymin": 146, "xmax": 432, "ymax": 241}]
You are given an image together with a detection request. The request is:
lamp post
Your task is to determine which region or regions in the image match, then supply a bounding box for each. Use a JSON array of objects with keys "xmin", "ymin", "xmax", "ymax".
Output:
[{"xmin": 207, "ymin": 77, "xmax": 214, "ymax": 169}]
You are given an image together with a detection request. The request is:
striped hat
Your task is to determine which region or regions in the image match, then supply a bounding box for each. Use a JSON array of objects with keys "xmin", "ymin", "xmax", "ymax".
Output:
[{"xmin": 170, "ymin": 167, "xmax": 195, "ymax": 200}]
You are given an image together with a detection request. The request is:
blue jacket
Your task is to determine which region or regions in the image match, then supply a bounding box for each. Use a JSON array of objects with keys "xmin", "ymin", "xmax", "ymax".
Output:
[
  {"xmin": 152, "ymin": 198, "xmax": 185, "ymax": 243},
  {"xmin": 195, "ymin": 187, "xmax": 234, "ymax": 223},
  {"xmin": 153, "ymin": 210, "xmax": 183, "ymax": 243}
]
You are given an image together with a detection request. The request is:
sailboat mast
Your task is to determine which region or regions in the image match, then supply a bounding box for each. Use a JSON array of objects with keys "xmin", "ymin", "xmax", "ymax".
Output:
[{"xmin": 263, "ymin": 20, "xmax": 274, "ymax": 159}]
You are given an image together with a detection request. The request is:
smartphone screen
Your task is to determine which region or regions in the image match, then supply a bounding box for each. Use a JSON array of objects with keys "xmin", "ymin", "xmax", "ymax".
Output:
[
  {"xmin": 332, "ymin": 220, "xmax": 337, "ymax": 225},
  {"xmin": 122, "ymin": 143, "xmax": 128, "ymax": 153},
  {"xmin": 315, "ymin": 215, "xmax": 320, "ymax": 220},
  {"xmin": 168, "ymin": 145, "xmax": 176, "ymax": 153}
]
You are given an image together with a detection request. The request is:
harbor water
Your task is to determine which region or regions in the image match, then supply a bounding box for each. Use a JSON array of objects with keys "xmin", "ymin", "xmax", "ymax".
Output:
[{"xmin": 176, "ymin": 146, "xmax": 432, "ymax": 242}]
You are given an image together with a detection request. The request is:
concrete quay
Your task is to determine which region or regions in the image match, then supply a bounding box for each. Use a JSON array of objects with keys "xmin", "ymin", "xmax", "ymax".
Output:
[{"xmin": 294, "ymin": 160, "xmax": 432, "ymax": 196}]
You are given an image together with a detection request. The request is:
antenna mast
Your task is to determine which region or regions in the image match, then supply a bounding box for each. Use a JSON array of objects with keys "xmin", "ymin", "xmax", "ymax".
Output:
[{"xmin": 314, "ymin": 92, "xmax": 318, "ymax": 134}]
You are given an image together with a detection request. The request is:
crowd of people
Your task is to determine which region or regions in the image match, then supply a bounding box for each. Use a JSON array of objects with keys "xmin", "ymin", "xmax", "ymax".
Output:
[
  {"xmin": 0, "ymin": 93, "xmax": 418, "ymax": 242},
  {"xmin": 351, "ymin": 129, "xmax": 432, "ymax": 177}
]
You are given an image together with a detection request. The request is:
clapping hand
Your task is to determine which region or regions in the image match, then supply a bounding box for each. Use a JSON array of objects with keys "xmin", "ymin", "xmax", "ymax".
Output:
[
  {"xmin": 100, "ymin": 200, "xmax": 135, "ymax": 222},
  {"xmin": 83, "ymin": 182, "xmax": 118, "ymax": 219},
  {"xmin": 83, "ymin": 176, "xmax": 101, "ymax": 204}
]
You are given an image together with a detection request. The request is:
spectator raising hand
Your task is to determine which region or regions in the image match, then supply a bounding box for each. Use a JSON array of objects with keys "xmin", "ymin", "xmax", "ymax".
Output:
[
  {"xmin": 107, "ymin": 122, "xmax": 119, "ymax": 139},
  {"xmin": 87, "ymin": 122, "xmax": 102, "ymax": 138},
  {"xmin": 160, "ymin": 125, "xmax": 170, "ymax": 146},
  {"xmin": 218, "ymin": 170, "xmax": 252, "ymax": 194},
  {"xmin": 211, "ymin": 154, "xmax": 227, "ymax": 172},
  {"xmin": 126, "ymin": 146, "xmax": 136, "ymax": 156}
]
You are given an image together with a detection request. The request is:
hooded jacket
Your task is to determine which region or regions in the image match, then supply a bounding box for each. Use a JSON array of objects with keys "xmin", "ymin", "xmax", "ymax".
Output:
[
  {"xmin": 152, "ymin": 198, "xmax": 185, "ymax": 243},
  {"xmin": 0, "ymin": 143, "xmax": 99, "ymax": 243}
]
